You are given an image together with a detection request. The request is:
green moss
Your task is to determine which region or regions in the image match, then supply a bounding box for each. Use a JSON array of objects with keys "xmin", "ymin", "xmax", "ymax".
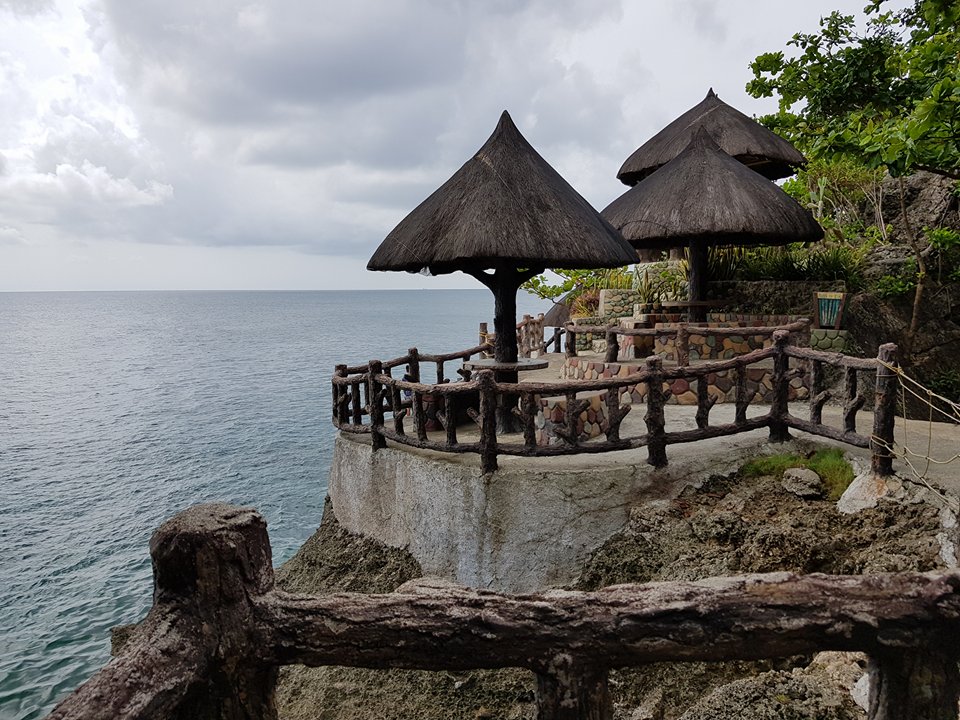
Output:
[
  {"xmin": 806, "ymin": 448, "xmax": 855, "ymax": 501},
  {"xmin": 739, "ymin": 448, "xmax": 854, "ymax": 501},
  {"xmin": 739, "ymin": 454, "xmax": 806, "ymax": 479}
]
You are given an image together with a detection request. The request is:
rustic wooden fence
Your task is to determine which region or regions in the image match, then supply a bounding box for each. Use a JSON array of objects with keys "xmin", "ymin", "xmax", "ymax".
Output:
[
  {"xmin": 332, "ymin": 330, "xmax": 899, "ymax": 475},
  {"xmin": 46, "ymin": 504, "xmax": 960, "ymax": 720},
  {"xmin": 479, "ymin": 314, "xmax": 563, "ymax": 357}
]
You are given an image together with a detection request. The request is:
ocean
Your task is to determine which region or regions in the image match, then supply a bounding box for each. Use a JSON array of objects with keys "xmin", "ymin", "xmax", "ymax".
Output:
[{"xmin": 0, "ymin": 289, "xmax": 550, "ymax": 720}]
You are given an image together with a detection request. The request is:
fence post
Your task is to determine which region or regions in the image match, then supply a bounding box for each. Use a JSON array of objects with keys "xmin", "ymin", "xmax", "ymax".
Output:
[
  {"xmin": 645, "ymin": 356, "xmax": 667, "ymax": 468},
  {"xmin": 477, "ymin": 370, "xmax": 498, "ymax": 474},
  {"xmin": 480, "ymin": 322, "xmax": 491, "ymax": 358},
  {"xmin": 768, "ymin": 330, "xmax": 791, "ymax": 443},
  {"xmin": 605, "ymin": 326, "xmax": 618, "ymax": 363},
  {"xmin": 566, "ymin": 326, "xmax": 578, "ymax": 358},
  {"xmin": 872, "ymin": 343, "xmax": 898, "ymax": 476},
  {"xmin": 368, "ymin": 360, "xmax": 386, "ymax": 450},
  {"xmin": 868, "ymin": 649, "xmax": 959, "ymax": 720},
  {"xmin": 676, "ymin": 323, "xmax": 690, "ymax": 367},
  {"xmin": 152, "ymin": 504, "xmax": 278, "ymax": 720},
  {"xmin": 334, "ymin": 365, "xmax": 348, "ymax": 426},
  {"xmin": 536, "ymin": 657, "xmax": 612, "ymax": 720},
  {"xmin": 407, "ymin": 348, "xmax": 428, "ymax": 442}
]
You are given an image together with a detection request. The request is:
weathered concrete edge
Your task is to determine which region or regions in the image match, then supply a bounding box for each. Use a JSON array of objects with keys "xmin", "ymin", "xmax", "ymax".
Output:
[{"xmin": 328, "ymin": 430, "xmax": 816, "ymax": 592}]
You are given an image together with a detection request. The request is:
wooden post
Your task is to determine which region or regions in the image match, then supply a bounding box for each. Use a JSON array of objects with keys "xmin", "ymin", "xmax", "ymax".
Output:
[
  {"xmin": 768, "ymin": 330, "xmax": 791, "ymax": 443},
  {"xmin": 407, "ymin": 348, "xmax": 427, "ymax": 442},
  {"xmin": 676, "ymin": 323, "xmax": 690, "ymax": 367},
  {"xmin": 351, "ymin": 379, "xmax": 363, "ymax": 426},
  {"xmin": 872, "ymin": 343, "xmax": 898, "ymax": 476},
  {"xmin": 391, "ymin": 383, "xmax": 405, "ymax": 436},
  {"xmin": 477, "ymin": 370, "xmax": 498, "ymax": 474},
  {"xmin": 444, "ymin": 394, "xmax": 458, "ymax": 446},
  {"xmin": 687, "ymin": 239, "xmax": 708, "ymax": 323},
  {"xmin": 334, "ymin": 365, "xmax": 348, "ymax": 426},
  {"xmin": 520, "ymin": 392, "xmax": 538, "ymax": 449},
  {"xmin": 522, "ymin": 314, "xmax": 532, "ymax": 358},
  {"xmin": 868, "ymin": 649, "xmax": 960, "ymax": 720},
  {"xmin": 644, "ymin": 356, "xmax": 667, "ymax": 468},
  {"xmin": 604, "ymin": 326, "xmax": 618, "ymax": 363},
  {"xmin": 734, "ymin": 364, "xmax": 749, "ymax": 425},
  {"xmin": 536, "ymin": 657, "xmax": 612, "ymax": 720},
  {"xmin": 368, "ymin": 360, "xmax": 386, "ymax": 451},
  {"xmin": 695, "ymin": 376, "xmax": 716, "ymax": 430},
  {"xmin": 566, "ymin": 327, "xmax": 578, "ymax": 358},
  {"xmin": 151, "ymin": 504, "xmax": 278, "ymax": 720}
]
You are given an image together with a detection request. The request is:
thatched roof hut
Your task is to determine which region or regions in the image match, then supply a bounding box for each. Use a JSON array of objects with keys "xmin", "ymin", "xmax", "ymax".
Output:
[
  {"xmin": 369, "ymin": 111, "xmax": 635, "ymax": 364},
  {"xmin": 604, "ymin": 128, "xmax": 822, "ymax": 248},
  {"xmin": 616, "ymin": 89, "xmax": 806, "ymax": 186},
  {"xmin": 603, "ymin": 128, "xmax": 822, "ymax": 319},
  {"xmin": 368, "ymin": 111, "xmax": 636, "ymax": 275}
]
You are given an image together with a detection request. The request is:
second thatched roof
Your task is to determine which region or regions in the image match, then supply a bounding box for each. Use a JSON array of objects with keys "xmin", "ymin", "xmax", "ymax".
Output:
[
  {"xmin": 616, "ymin": 89, "xmax": 806, "ymax": 186},
  {"xmin": 603, "ymin": 128, "xmax": 823, "ymax": 249},
  {"xmin": 368, "ymin": 111, "xmax": 637, "ymax": 275}
]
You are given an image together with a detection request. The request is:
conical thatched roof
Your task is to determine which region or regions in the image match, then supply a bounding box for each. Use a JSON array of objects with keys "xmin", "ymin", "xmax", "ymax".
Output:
[
  {"xmin": 616, "ymin": 89, "xmax": 806, "ymax": 186},
  {"xmin": 368, "ymin": 111, "xmax": 637, "ymax": 275},
  {"xmin": 542, "ymin": 293, "xmax": 573, "ymax": 326},
  {"xmin": 603, "ymin": 128, "xmax": 823, "ymax": 249}
]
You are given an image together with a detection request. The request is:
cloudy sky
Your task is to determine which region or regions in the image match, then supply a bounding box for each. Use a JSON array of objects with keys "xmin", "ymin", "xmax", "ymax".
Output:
[{"xmin": 1, "ymin": 0, "xmax": 874, "ymax": 292}]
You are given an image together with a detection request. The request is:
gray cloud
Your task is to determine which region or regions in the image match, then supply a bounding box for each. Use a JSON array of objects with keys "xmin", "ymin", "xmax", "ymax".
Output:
[
  {"xmin": 0, "ymin": 0, "xmax": 882, "ymax": 290},
  {"xmin": 0, "ymin": 0, "xmax": 55, "ymax": 17}
]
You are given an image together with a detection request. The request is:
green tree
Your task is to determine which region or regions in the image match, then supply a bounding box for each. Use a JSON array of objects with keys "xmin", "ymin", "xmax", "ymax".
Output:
[
  {"xmin": 747, "ymin": 0, "xmax": 959, "ymax": 179},
  {"xmin": 747, "ymin": 0, "xmax": 960, "ymax": 358}
]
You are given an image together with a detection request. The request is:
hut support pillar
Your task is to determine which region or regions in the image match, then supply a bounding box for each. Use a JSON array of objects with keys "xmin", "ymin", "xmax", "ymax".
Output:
[
  {"xmin": 469, "ymin": 267, "xmax": 543, "ymax": 433},
  {"xmin": 687, "ymin": 240, "xmax": 708, "ymax": 322}
]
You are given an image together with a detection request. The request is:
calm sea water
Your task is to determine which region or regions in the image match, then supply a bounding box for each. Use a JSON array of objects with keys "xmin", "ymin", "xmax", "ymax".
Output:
[{"xmin": 0, "ymin": 289, "xmax": 549, "ymax": 720}]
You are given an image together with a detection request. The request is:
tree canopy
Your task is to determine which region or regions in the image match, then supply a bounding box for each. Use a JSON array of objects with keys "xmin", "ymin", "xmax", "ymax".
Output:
[{"xmin": 747, "ymin": 0, "xmax": 960, "ymax": 179}]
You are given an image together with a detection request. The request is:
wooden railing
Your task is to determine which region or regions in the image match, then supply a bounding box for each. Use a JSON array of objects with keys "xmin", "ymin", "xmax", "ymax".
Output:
[
  {"xmin": 332, "ymin": 332, "xmax": 899, "ymax": 476},
  {"xmin": 565, "ymin": 318, "xmax": 812, "ymax": 364},
  {"xmin": 46, "ymin": 504, "xmax": 960, "ymax": 720},
  {"xmin": 478, "ymin": 315, "xmax": 564, "ymax": 358}
]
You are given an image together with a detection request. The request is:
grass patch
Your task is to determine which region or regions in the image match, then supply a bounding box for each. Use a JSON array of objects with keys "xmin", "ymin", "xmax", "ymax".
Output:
[
  {"xmin": 739, "ymin": 448, "xmax": 855, "ymax": 501},
  {"xmin": 739, "ymin": 454, "xmax": 806, "ymax": 479},
  {"xmin": 806, "ymin": 448, "xmax": 855, "ymax": 500}
]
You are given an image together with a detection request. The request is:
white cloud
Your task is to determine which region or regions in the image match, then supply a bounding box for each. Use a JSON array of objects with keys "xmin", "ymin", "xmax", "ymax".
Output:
[{"xmin": 0, "ymin": 0, "xmax": 904, "ymax": 290}]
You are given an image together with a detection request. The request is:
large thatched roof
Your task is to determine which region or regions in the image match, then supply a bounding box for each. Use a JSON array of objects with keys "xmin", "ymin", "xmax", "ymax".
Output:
[
  {"xmin": 616, "ymin": 89, "xmax": 806, "ymax": 186},
  {"xmin": 603, "ymin": 128, "xmax": 823, "ymax": 249},
  {"xmin": 368, "ymin": 111, "xmax": 637, "ymax": 275}
]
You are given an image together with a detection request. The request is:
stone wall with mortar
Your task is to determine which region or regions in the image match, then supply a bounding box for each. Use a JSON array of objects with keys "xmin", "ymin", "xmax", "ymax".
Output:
[
  {"xmin": 559, "ymin": 357, "xmax": 809, "ymax": 406},
  {"xmin": 810, "ymin": 329, "xmax": 850, "ymax": 352},
  {"xmin": 598, "ymin": 289, "xmax": 641, "ymax": 318}
]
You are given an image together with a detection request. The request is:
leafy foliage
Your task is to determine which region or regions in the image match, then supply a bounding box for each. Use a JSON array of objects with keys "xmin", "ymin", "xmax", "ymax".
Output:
[
  {"xmin": 522, "ymin": 267, "xmax": 634, "ymax": 302},
  {"xmin": 747, "ymin": 0, "xmax": 960, "ymax": 179}
]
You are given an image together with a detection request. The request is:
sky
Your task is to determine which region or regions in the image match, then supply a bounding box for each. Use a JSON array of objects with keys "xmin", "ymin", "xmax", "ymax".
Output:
[{"xmin": 0, "ymin": 0, "xmax": 878, "ymax": 292}]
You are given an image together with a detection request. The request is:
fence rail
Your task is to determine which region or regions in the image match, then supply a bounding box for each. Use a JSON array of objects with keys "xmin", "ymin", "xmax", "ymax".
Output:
[
  {"xmin": 332, "ymin": 331, "xmax": 899, "ymax": 475},
  {"xmin": 46, "ymin": 504, "xmax": 960, "ymax": 720}
]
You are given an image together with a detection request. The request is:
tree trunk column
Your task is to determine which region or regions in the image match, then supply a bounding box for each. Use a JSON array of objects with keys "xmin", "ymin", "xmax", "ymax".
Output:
[
  {"xmin": 491, "ymin": 272, "xmax": 521, "ymax": 432},
  {"xmin": 687, "ymin": 240, "xmax": 708, "ymax": 323}
]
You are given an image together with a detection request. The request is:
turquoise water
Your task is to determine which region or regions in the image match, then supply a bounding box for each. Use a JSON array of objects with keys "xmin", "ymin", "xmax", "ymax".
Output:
[{"xmin": 0, "ymin": 289, "xmax": 549, "ymax": 719}]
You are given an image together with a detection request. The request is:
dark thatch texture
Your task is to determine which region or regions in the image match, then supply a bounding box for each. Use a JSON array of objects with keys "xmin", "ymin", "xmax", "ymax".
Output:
[
  {"xmin": 542, "ymin": 296, "xmax": 572, "ymax": 327},
  {"xmin": 603, "ymin": 128, "xmax": 824, "ymax": 250},
  {"xmin": 616, "ymin": 89, "xmax": 806, "ymax": 186},
  {"xmin": 367, "ymin": 111, "xmax": 637, "ymax": 275}
]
